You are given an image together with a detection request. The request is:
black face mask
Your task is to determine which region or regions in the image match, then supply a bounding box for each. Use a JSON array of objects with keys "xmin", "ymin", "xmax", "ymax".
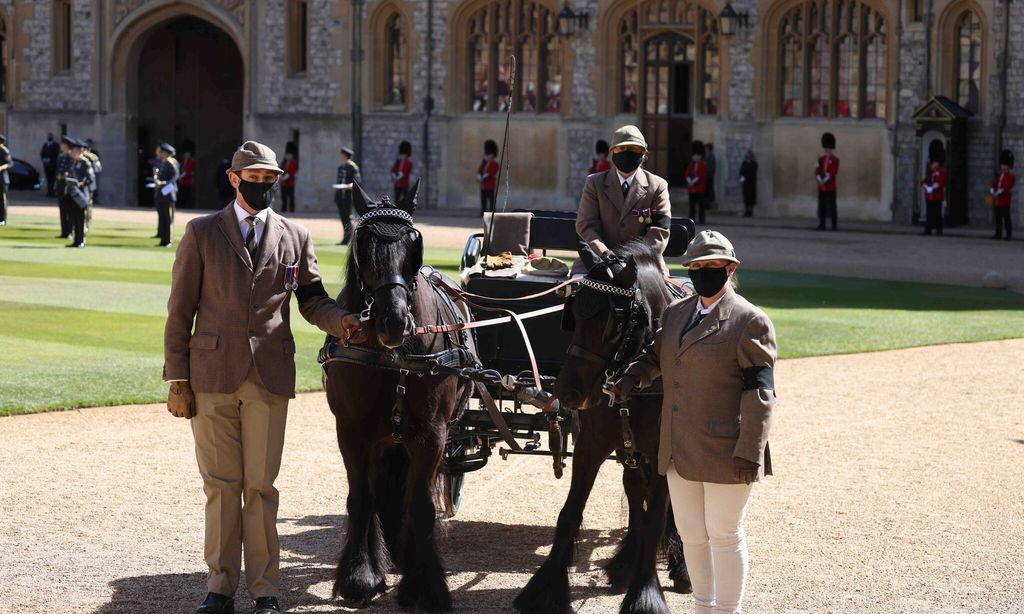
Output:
[
  {"xmin": 612, "ymin": 151, "xmax": 644, "ymax": 174},
  {"xmin": 238, "ymin": 178, "xmax": 278, "ymax": 211},
  {"xmin": 688, "ymin": 266, "xmax": 730, "ymax": 298}
]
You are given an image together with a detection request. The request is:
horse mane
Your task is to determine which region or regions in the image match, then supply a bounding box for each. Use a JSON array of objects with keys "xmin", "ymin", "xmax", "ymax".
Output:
[{"xmin": 612, "ymin": 239, "xmax": 673, "ymax": 324}]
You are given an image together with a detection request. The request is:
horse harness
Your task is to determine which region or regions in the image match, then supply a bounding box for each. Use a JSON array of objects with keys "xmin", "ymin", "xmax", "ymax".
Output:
[{"xmin": 561, "ymin": 275, "xmax": 659, "ymax": 470}]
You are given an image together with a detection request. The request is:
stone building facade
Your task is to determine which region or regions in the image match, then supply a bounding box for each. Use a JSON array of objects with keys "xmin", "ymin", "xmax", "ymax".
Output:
[{"xmin": 0, "ymin": 0, "xmax": 1020, "ymax": 228}]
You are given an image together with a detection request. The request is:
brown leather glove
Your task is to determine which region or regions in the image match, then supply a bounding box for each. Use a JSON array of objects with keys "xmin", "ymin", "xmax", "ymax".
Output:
[
  {"xmin": 733, "ymin": 456, "xmax": 760, "ymax": 485},
  {"xmin": 167, "ymin": 381, "xmax": 195, "ymax": 419},
  {"xmin": 612, "ymin": 374, "xmax": 640, "ymax": 403}
]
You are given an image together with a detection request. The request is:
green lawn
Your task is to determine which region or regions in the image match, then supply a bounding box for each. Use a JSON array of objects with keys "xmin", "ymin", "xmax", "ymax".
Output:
[{"xmin": 2, "ymin": 212, "xmax": 1023, "ymax": 415}]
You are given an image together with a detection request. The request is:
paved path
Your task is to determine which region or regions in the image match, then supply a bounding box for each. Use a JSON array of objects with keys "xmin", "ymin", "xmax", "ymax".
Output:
[
  {"xmin": 1, "ymin": 340, "xmax": 1022, "ymax": 613},
  {"xmin": 10, "ymin": 198, "xmax": 1024, "ymax": 292}
]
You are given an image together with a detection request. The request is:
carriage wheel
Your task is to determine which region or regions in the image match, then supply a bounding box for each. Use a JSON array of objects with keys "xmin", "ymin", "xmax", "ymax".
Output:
[{"xmin": 443, "ymin": 437, "xmax": 471, "ymax": 518}]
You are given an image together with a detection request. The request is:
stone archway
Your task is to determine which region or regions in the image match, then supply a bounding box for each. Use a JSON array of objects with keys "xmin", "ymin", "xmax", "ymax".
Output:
[
  {"xmin": 135, "ymin": 16, "xmax": 243, "ymax": 209},
  {"xmin": 108, "ymin": 2, "xmax": 247, "ymax": 209}
]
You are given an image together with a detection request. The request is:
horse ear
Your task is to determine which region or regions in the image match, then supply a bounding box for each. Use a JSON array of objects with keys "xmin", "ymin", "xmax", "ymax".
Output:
[
  {"xmin": 352, "ymin": 182, "xmax": 372, "ymax": 216},
  {"xmin": 398, "ymin": 179, "xmax": 420, "ymax": 215},
  {"xmin": 615, "ymin": 255, "xmax": 638, "ymax": 287}
]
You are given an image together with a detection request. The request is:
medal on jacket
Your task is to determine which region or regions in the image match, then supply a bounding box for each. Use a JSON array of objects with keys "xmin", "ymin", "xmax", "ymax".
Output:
[
  {"xmin": 284, "ymin": 263, "xmax": 299, "ymax": 291},
  {"xmin": 632, "ymin": 207, "xmax": 651, "ymax": 224}
]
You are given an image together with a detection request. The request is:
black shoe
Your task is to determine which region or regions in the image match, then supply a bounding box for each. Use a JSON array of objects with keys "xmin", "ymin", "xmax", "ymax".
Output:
[
  {"xmin": 57, "ymin": 234, "xmax": 70, "ymax": 239},
  {"xmin": 196, "ymin": 592, "xmax": 234, "ymax": 614},
  {"xmin": 66, "ymin": 242, "xmax": 85, "ymax": 248},
  {"xmin": 152, "ymin": 234, "xmax": 161, "ymax": 239},
  {"xmin": 253, "ymin": 596, "xmax": 281, "ymax": 613}
]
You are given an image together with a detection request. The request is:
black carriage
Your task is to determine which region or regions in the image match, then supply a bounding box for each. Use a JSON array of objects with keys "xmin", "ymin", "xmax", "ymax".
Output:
[{"xmin": 444, "ymin": 210, "xmax": 695, "ymax": 512}]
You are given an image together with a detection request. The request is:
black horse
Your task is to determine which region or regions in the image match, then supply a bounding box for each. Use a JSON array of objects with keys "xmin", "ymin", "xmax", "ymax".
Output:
[
  {"xmin": 322, "ymin": 181, "xmax": 476, "ymax": 613},
  {"xmin": 514, "ymin": 240, "xmax": 690, "ymax": 614}
]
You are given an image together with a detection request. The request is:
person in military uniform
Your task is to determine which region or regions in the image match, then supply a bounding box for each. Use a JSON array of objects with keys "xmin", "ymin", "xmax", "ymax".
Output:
[
  {"xmin": 154, "ymin": 142, "xmax": 181, "ymax": 248},
  {"xmin": 0, "ymin": 134, "xmax": 10, "ymax": 226},
  {"xmin": 920, "ymin": 142, "xmax": 947, "ymax": 236},
  {"xmin": 587, "ymin": 139, "xmax": 611, "ymax": 175},
  {"xmin": 816, "ymin": 132, "xmax": 840, "ymax": 231},
  {"xmin": 65, "ymin": 139, "xmax": 96, "ymax": 248},
  {"xmin": 477, "ymin": 139, "xmax": 500, "ymax": 217},
  {"xmin": 333, "ymin": 146, "xmax": 361, "ymax": 245},
  {"xmin": 990, "ymin": 149, "xmax": 1015, "ymax": 241},
  {"xmin": 685, "ymin": 140, "xmax": 709, "ymax": 225},
  {"xmin": 574, "ymin": 124, "xmax": 672, "ymax": 275},
  {"xmin": 55, "ymin": 136, "xmax": 75, "ymax": 238},
  {"xmin": 41, "ymin": 133, "xmax": 60, "ymax": 198},
  {"xmin": 391, "ymin": 140, "xmax": 413, "ymax": 202},
  {"xmin": 84, "ymin": 139, "xmax": 103, "ymax": 206}
]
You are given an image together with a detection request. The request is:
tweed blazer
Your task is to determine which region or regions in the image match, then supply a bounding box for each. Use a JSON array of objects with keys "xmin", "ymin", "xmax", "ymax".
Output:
[
  {"xmin": 626, "ymin": 289, "xmax": 777, "ymax": 484},
  {"xmin": 164, "ymin": 205, "xmax": 352, "ymax": 397},
  {"xmin": 573, "ymin": 168, "xmax": 671, "ymax": 275}
]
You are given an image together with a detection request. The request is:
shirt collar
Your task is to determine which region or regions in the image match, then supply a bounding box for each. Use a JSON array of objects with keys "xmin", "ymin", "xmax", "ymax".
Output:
[
  {"xmin": 233, "ymin": 200, "xmax": 270, "ymax": 225},
  {"xmin": 696, "ymin": 294, "xmax": 724, "ymax": 316}
]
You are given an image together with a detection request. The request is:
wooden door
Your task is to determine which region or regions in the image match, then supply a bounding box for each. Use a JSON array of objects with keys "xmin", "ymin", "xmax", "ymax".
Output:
[{"xmin": 641, "ymin": 33, "xmax": 694, "ymax": 187}]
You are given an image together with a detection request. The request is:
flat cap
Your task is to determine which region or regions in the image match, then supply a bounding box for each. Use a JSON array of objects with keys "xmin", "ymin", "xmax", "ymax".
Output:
[
  {"xmin": 158, "ymin": 142, "xmax": 176, "ymax": 155},
  {"xmin": 229, "ymin": 140, "xmax": 283, "ymax": 174},
  {"xmin": 611, "ymin": 125, "xmax": 648, "ymax": 150},
  {"xmin": 682, "ymin": 229, "xmax": 741, "ymax": 265}
]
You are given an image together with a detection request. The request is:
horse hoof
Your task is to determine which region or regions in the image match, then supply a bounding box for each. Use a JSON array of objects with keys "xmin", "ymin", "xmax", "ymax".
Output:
[{"xmin": 395, "ymin": 571, "xmax": 452, "ymax": 613}]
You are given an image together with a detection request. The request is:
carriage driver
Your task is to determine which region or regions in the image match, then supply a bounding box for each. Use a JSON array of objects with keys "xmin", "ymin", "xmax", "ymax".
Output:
[{"xmin": 574, "ymin": 125, "xmax": 672, "ymax": 276}]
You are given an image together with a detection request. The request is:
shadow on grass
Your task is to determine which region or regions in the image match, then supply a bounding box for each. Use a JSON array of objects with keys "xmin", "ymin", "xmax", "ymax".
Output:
[{"xmin": 96, "ymin": 515, "xmax": 628, "ymax": 614}]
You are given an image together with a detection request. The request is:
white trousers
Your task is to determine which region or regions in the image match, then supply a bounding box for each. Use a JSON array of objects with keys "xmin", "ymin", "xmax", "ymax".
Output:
[{"xmin": 667, "ymin": 465, "xmax": 754, "ymax": 614}]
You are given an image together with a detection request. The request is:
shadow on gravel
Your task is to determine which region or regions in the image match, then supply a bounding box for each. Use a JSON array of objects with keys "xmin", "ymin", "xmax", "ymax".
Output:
[{"xmin": 97, "ymin": 514, "xmax": 630, "ymax": 613}]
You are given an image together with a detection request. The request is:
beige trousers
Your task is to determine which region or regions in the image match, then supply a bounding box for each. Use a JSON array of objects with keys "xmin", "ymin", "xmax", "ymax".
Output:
[{"xmin": 191, "ymin": 362, "xmax": 289, "ymax": 599}]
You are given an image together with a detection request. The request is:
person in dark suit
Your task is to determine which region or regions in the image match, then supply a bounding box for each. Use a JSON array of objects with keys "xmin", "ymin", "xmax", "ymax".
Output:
[
  {"xmin": 55, "ymin": 137, "xmax": 74, "ymax": 238},
  {"xmin": 739, "ymin": 150, "xmax": 758, "ymax": 217},
  {"xmin": 154, "ymin": 142, "xmax": 180, "ymax": 247},
  {"xmin": 64, "ymin": 139, "xmax": 95, "ymax": 248},
  {"xmin": 574, "ymin": 124, "xmax": 672, "ymax": 275},
  {"xmin": 41, "ymin": 133, "xmax": 60, "ymax": 197},
  {"xmin": 333, "ymin": 146, "xmax": 360, "ymax": 245},
  {"xmin": 616, "ymin": 230, "xmax": 776, "ymax": 614},
  {"xmin": 164, "ymin": 140, "xmax": 363, "ymax": 614}
]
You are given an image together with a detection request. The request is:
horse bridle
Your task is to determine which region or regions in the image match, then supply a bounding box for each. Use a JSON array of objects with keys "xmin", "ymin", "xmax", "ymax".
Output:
[
  {"xmin": 564, "ymin": 276, "xmax": 650, "ymax": 394},
  {"xmin": 350, "ymin": 203, "xmax": 422, "ymax": 323}
]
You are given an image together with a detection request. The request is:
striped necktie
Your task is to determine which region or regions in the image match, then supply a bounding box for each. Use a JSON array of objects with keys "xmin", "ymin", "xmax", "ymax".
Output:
[{"xmin": 245, "ymin": 216, "xmax": 259, "ymax": 263}]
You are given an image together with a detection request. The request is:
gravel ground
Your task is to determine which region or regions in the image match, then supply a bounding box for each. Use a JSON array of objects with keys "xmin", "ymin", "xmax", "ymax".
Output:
[{"xmin": 2, "ymin": 339, "xmax": 1022, "ymax": 613}]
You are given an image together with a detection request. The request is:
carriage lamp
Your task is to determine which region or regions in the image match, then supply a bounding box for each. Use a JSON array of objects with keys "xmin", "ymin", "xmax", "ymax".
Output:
[
  {"xmin": 557, "ymin": 1, "xmax": 590, "ymax": 38},
  {"xmin": 719, "ymin": 2, "xmax": 750, "ymax": 37}
]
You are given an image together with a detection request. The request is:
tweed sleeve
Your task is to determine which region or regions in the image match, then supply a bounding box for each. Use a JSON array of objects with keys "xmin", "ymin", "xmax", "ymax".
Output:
[
  {"xmin": 576, "ymin": 176, "xmax": 609, "ymax": 256},
  {"xmin": 734, "ymin": 310, "xmax": 777, "ymax": 465},
  {"xmin": 624, "ymin": 325, "xmax": 665, "ymax": 389},
  {"xmin": 295, "ymin": 229, "xmax": 352, "ymax": 338},
  {"xmin": 163, "ymin": 222, "xmax": 203, "ymax": 381},
  {"xmin": 643, "ymin": 179, "xmax": 671, "ymax": 256}
]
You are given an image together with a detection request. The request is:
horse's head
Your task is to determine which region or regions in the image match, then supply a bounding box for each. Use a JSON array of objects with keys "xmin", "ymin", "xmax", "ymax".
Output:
[
  {"xmin": 554, "ymin": 242, "xmax": 669, "ymax": 410},
  {"xmin": 347, "ymin": 180, "xmax": 423, "ymax": 349}
]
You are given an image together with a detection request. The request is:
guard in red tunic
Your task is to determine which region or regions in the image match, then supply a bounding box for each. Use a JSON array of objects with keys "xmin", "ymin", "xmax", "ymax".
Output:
[
  {"xmin": 280, "ymin": 142, "xmax": 299, "ymax": 212},
  {"xmin": 477, "ymin": 139, "xmax": 500, "ymax": 217},
  {"xmin": 588, "ymin": 139, "xmax": 612, "ymax": 175},
  {"xmin": 990, "ymin": 149, "xmax": 1015, "ymax": 240},
  {"xmin": 920, "ymin": 146, "xmax": 947, "ymax": 236},
  {"xmin": 816, "ymin": 132, "xmax": 839, "ymax": 231},
  {"xmin": 391, "ymin": 140, "xmax": 413, "ymax": 203},
  {"xmin": 685, "ymin": 140, "xmax": 709, "ymax": 224}
]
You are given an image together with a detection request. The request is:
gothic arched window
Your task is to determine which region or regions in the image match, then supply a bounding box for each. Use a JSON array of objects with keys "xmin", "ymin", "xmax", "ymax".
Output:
[
  {"xmin": 617, "ymin": 0, "xmax": 720, "ymax": 116},
  {"xmin": 386, "ymin": 13, "xmax": 407, "ymax": 107},
  {"xmin": 955, "ymin": 11, "xmax": 981, "ymax": 114},
  {"xmin": 778, "ymin": 0, "xmax": 887, "ymax": 119},
  {"xmin": 465, "ymin": 0, "xmax": 561, "ymax": 114}
]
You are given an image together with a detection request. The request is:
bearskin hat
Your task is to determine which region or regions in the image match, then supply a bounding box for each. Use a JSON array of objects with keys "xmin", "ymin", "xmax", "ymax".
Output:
[
  {"xmin": 484, "ymin": 139, "xmax": 499, "ymax": 156},
  {"xmin": 690, "ymin": 140, "xmax": 706, "ymax": 157},
  {"xmin": 398, "ymin": 140, "xmax": 412, "ymax": 155},
  {"xmin": 1000, "ymin": 149, "xmax": 1014, "ymax": 169},
  {"xmin": 821, "ymin": 132, "xmax": 836, "ymax": 149},
  {"xmin": 284, "ymin": 140, "xmax": 298, "ymax": 156},
  {"xmin": 928, "ymin": 139, "xmax": 946, "ymax": 165},
  {"xmin": 595, "ymin": 139, "xmax": 609, "ymax": 155}
]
